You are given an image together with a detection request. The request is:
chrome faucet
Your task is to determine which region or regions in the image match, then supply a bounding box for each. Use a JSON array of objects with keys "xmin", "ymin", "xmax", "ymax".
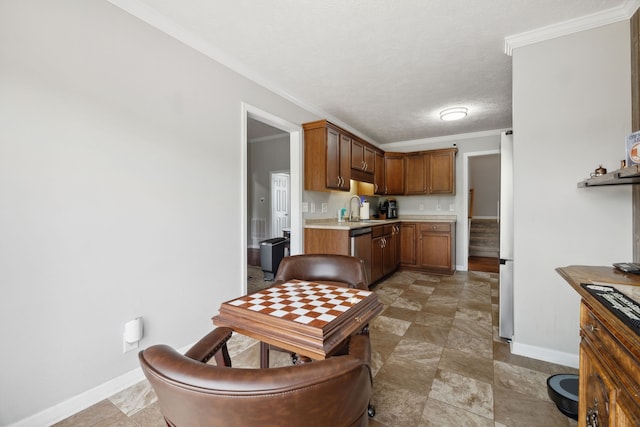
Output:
[{"xmin": 348, "ymin": 195, "xmax": 361, "ymax": 222}]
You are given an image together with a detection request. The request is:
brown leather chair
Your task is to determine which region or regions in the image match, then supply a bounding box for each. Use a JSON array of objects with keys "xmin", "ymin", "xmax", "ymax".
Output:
[
  {"xmin": 273, "ymin": 254, "xmax": 369, "ymax": 290},
  {"xmin": 139, "ymin": 327, "xmax": 373, "ymax": 427}
]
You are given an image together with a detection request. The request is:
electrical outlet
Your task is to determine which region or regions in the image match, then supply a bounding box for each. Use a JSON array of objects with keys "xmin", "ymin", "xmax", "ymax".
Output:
[
  {"xmin": 436, "ymin": 202, "xmax": 441, "ymax": 211},
  {"xmin": 418, "ymin": 203, "xmax": 424, "ymax": 211},
  {"xmin": 321, "ymin": 203, "xmax": 328, "ymax": 213},
  {"xmin": 449, "ymin": 204, "xmax": 455, "ymax": 211},
  {"xmin": 310, "ymin": 203, "xmax": 315, "ymax": 213},
  {"xmin": 123, "ymin": 338, "xmax": 139, "ymax": 353},
  {"xmin": 301, "ymin": 202, "xmax": 308, "ymax": 212}
]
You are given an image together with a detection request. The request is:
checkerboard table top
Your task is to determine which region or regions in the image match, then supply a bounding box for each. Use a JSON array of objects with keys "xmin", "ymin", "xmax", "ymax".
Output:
[{"xmin": 225, "ymin": 280, "xmax": 373, "ymax": 329}]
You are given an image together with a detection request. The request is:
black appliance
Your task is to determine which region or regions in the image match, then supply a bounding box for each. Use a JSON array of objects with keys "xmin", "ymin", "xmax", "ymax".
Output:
[{"xmin": 382, "ymin": 199, "xmax": 398, "ymax": 219}]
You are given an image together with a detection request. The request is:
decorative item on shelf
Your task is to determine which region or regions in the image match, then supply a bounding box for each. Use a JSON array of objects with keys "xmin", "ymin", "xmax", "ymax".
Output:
[
  {"xmin": 590, "ymin": 165, "xmax": 607, "ymax": 178},
  {"xmin": 626, "ymin": 130, "xmax": 640, "ymax": 166},
  {"xmin": 621, "ymin": 159, "xmax": 627, "ymax": 169}
]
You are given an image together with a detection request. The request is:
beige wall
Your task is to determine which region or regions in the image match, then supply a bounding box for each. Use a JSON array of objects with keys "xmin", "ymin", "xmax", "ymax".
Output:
[
  {"xmin": 512, "ymin": 21, "xmax": 632, "ymax": 365},
  {"xmin": 0, "ymin": 0, "xmax": 317, "ymax": 424}
]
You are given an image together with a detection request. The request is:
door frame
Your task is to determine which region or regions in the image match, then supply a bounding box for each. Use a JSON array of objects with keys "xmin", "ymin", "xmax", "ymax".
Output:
[
  {"xmin": 461, "ymin": 149, "xmax": 500, "ymax": 271},
  {"xmin": 241, "ymin": 103, "xmax": 302, "ymax": 293}
]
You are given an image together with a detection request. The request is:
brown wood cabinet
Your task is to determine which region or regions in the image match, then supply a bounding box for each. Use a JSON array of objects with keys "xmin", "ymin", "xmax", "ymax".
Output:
[
  {"xmin": 399, "ymin": 222, "xmax": 455, "ymax": 274},
  {"xmin": 351, "ymin": 138, "xmax": 375, "ymax": 175},
  {"xmin": 417, "ymin": 222, "xmax": 455, "ymax": 274},
  {"xmin": 370, "ymin": 224, "xmax": 400, "ymax": 283},
  {"xmin": 405, "ymin": 153, "xmax": 427, "ymax": 194},
  {"xmin": 428, "ymin": 149, "xmax": 456, "ymax": 194},
  {"xmin": 402, "ymin": 148, "xmax": 456, "ymax": 195},
  {"xmin": 557, "ymin": 266, "xmax": 640, "ymax": 427},
  {"xmin": 303, "ymin": 120, "xmax": 351, "ymax": 192},
  {"xmin": 400, "ymin": 223, "xmax": 417, "ymax": 266},
  {"xmin": 384, "ymin": 153, "xmax": 405, "ymax": 195},
  {"xmin": 374, "ymin": 151, "xmax": 385, "ymax": 195},
  {"xmin": 305, "ymin": 224, "xmax": 400, "ymax": 286}
]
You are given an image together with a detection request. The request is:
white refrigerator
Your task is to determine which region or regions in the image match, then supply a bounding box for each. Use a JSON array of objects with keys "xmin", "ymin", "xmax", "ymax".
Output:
[{"xmin": 499, "ymin": 130, "xmax": 514, "ymax": 340}]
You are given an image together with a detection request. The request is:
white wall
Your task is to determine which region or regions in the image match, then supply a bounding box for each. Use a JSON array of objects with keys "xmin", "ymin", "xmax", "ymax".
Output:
[
  {"xmin": 247, "ymin": 136, "xmax": 290, "ymax": 246},
  {"xmin": 512, "ymin": 21, "xmax": 632, "ymax": 365},
  {"xmin": 469, "ymin": 154, "xmax": 500, "ymax": 217},
  {"xmin": 0, "ymin": 0, "xmax": 317, "ymax": 425}
]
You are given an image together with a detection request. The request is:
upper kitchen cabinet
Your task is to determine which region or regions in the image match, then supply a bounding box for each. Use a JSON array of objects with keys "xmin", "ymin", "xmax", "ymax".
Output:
[
  {"xmin": 374, "ymin": 151, "xmax": 385, "ymax": 195},
  {"xmin": 428, "ymin": 148, "xmax": 457, "ymax": 194},
  {"xmin": 405, "ymin": 152, "xmax": 427, "ymax": 194},
  {"xmin": 384, "ymin": 153, "xmax": 405, "ymax": 195},
  {"xmin": 351, "ymin": 138, "xmax": 376, "ymax": 181},
  {"xmin": 303, "ymin": 120, "xmax": 351, "ymax": 192},
  {"xmin": 401, "ymin": 148, "xmax": 457, "ymax": 195}
]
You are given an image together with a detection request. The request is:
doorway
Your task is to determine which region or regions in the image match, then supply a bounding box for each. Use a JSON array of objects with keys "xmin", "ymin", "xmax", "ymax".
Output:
[
  {"xmin": 462, "ymin": 150, "xmax": 500, "ymax": 273},
  {"xmin": 241, "ymin": 103, "xmax": 302, "ymax": 294}
]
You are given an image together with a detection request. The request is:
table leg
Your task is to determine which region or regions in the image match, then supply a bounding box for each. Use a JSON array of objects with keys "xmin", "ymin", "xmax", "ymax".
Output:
[{"xmin": 260, "ymin": 342, "xmax": 270, "ymax": 368}]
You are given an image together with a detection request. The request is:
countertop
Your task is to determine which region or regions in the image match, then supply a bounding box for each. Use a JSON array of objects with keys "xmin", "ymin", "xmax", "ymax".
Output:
[{"xmin": 304, "ymin": 215, "xmax": 457, "ymax": 230}]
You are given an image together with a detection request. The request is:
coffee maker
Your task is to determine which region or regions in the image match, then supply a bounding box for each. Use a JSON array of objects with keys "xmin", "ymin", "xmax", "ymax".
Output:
[{"xmin": 381, "ymin": 199, "xmax": 398, "ymax": 219}]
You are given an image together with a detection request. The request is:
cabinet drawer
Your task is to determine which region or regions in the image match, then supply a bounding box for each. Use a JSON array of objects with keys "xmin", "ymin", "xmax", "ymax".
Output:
[
  {"xmin": 419, "ymin": 223, "xmax": 450, "ymax": 233},
  {"xmin": 372, "ymin": 225, "xmax": 384, "ymax": 238},
  {"xmin": 580, "ymin": 302, "xmax": 640, "ymax": 400}
]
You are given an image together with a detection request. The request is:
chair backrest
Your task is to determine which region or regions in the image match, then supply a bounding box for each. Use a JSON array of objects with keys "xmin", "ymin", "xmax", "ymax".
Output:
[
  {"xmin": 140, "ymin": 332, "xmax": 372, "ymax": 427},
  {"xmin": 273, "ymin": 254, "xmax": 369, "ymax": 290}
]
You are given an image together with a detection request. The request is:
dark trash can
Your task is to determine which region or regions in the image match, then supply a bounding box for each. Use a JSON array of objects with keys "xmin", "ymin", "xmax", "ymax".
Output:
[
  {"xmin": 260, "ymin": 237, "xmax": 288, "ymax": 280},
  {"xmin": 547, "ymin": 374, "xmax": 579, "ymax": 420}
]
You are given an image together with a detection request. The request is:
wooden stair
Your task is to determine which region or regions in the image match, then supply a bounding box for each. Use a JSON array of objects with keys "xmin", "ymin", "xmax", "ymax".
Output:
[{"xmin": 469, "ymin": 218, "xmax": 500, "ymax": 258}]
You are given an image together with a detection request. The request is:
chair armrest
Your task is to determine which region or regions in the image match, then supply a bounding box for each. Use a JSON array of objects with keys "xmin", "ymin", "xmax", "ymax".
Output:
[
  {"xmin": 184, "ymin": 327, "xmax": 233, "ymax": 366},
  {"xmin": 348, "ymin": 334, "xmax": 372, "ymax": 384}
]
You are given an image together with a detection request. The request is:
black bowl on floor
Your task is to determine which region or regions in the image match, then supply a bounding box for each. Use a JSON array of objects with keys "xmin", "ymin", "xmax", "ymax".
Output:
[{"xmin": 547, "ymin": 374, "xmax": 579, "ymax": 420}]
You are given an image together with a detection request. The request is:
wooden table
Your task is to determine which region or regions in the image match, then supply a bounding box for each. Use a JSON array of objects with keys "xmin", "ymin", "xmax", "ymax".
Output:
[
  {"xmin": 557, "ymin": 266, "xmax": 640, "ymax": 426},
  {"xmin": 213, "ymin": 280, "xmax": 383, "ymax": 367}
]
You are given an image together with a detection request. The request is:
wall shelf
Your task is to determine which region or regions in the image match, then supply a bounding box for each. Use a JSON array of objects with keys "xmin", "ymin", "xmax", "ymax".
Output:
[{"xmin": 578, "ymin": 165, "xmax": 640, "ymax": 187}]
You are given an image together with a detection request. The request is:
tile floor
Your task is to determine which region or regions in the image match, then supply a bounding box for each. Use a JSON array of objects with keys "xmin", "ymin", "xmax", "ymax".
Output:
[{"xmin": 54, "ymin": 268, "xmax": 578, "ymax": 427}]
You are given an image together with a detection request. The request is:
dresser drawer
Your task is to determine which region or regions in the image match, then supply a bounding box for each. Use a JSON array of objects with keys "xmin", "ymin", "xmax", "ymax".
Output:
[
  {"xmin": 419, "ymin": 223, "xmax": 450, "ymax": 233},
  {"xmin": 580, "ymin": 302, "xmax": 640, "ymax": 400}
]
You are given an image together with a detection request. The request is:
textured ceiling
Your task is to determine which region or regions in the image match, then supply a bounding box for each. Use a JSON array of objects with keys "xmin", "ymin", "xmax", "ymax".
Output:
[{"xmin": 112, "ymin": 0, "xmax": 633, "ymax": 145}]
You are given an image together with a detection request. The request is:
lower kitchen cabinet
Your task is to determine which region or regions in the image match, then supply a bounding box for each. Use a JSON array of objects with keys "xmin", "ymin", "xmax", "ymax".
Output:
[
  {"xmin": 370, "ymin": 224, "xmax": 400, "ymax": 283},
  {"xmin": 400, "ymin": 222, "xmax": 456, "ymax": 274},
  {"xmin": 400, "ymin": 223, "xmax": 417, "ymax": 266}
]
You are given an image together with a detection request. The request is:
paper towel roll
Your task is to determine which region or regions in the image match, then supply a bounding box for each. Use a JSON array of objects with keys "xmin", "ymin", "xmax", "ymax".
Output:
[
  {"xmin": 124, "ymin": 317, "xmax": 143, "ymax": 343},
  {"xmin": 360, "ymin": 202, "xmax": 370, "ymax": 220}
]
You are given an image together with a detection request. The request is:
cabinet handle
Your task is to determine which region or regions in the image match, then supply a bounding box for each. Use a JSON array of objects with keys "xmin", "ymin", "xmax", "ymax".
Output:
[
  {"xmin": 586, "ymin": 398, "xmax": 599, "ymax": 427},
  {"xmin": 587, "ymin": 324, "xmax": 598, "ymax": 332}
]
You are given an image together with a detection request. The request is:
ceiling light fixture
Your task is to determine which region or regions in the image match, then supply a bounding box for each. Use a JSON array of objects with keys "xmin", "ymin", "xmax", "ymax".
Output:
[{"xmin": 440, "ymin": 107, "xmax": 468, "ymax": 121}]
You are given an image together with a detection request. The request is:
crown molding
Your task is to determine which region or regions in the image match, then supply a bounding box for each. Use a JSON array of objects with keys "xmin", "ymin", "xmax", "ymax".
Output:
[
  {"xmin": 383, "ymin": 128, "xmax": 510, "ymax": 150},
  {"xmin": 504, "ymin": 0, "xmax": 640, "ymax": 56},
  {"xmin": 105, "ymin": 0, "xmax": 379, "ymax": 145}
]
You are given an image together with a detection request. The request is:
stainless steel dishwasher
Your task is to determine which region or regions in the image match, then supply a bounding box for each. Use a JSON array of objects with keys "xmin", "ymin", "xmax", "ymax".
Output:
[{"xmin": 350, "ymin": 227, "xmax": 372, "ymax": 286}]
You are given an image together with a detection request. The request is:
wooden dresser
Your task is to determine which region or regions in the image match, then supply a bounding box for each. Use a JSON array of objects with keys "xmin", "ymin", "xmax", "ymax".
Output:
[{"xmin": 557, "ymin": 266, "xmax": 640, "ymax": 426}]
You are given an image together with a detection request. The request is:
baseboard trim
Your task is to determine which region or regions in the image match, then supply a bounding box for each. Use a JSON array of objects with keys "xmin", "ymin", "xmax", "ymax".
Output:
[
  {"xmin": 8, "ymin": 342, "xmax": 194, "ymax": 427},
  {"xmin": 511, "ymin": 340, "xmax": 579, "ymax": 369}
]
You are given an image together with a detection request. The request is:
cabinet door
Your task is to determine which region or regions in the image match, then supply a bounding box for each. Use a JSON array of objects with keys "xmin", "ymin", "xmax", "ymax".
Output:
[
  {"xmin": 400, "ymin": 223, "xmax": 417, "ymax": 266},
  {"xmin": 339, "ymin": 133, "xmax": 351, "ymax": 190},
  {"xmin": 325, "ymin": 127, "xmax": 342, "ymax": 190},
  {"xmin": 418, "ymin": 224, "xmax": 451, "ymax": 271},
  {"xmin": 371, "ymin": 236, "xmax": 384, "ymax": 283},
  {"xmin": 580, "ymin": 342, "xmax": 615, "ymax": 427},
  {"xmin": 351, "ymin": 139, "xmax": 365, "ymax": 171},
  {"xmin": 374, "ymin": 151, "xmax": 385, "ymax": 195},
  {"xmin": 405, "ymin": 153, "xmax": 427, "ymax": 194},
  {"xmin": 385, "ymin": 154, "xmax": 405, "ymax": 195},
  {"xmin": 364, "ymin": 145, "xmax": 376, "ymax": 174},
  {"xmin": 428, "ymin": 150, "xmax": 455, "ymax": 194},
  {"xmin": 383, "ymin": 226, "xmax": 400, "ymax": 274}
]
